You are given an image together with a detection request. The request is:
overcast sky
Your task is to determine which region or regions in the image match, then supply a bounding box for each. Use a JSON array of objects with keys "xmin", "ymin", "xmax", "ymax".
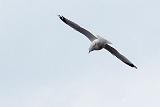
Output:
[{"xmin": 0, "ymin": 0, "xmax": 160, "ymax": 107}]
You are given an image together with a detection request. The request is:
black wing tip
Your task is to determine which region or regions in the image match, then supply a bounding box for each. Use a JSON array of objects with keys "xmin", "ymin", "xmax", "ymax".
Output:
[
  {"xmin": 133, "ymin": 65, "xmax": 137, "ymax": 69},
  {"xmin": 57, "ymin": 14, "xmax": 62, "ymax": 18},
  {"xmin": 58, "ymin": 15, "xmax": 66, "ymax": 23},
  {"xmin": 128, "ymin": 63, "xmax": 137, "ymax": 69}
]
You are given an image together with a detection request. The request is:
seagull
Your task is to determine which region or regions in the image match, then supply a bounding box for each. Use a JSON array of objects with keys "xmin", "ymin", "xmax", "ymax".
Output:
[{"xmin": 58, "ymin": 15, "xmax": 137, "ymax": 69}]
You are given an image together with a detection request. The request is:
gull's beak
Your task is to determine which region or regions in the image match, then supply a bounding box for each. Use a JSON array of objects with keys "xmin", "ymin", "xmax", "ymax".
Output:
[{"xmin": 88, "ymin": 50, "xmax": 91, "ymax": 53}]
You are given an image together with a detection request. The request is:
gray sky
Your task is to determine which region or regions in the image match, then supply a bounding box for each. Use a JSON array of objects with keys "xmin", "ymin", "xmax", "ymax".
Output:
[{"xmin": 0, "ymin": 0, "xmax": 160, "ymax": 107}]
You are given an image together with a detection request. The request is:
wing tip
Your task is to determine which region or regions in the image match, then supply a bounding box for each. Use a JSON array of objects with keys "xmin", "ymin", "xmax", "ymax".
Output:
[
  {"xmin": 133, "ymin": 65, "xmax": 137, "ymax": 69},
  {"xmin": 128, "ymin": 63, "xmax": 137, "ymax": 69},
  {"xmin": 57, "ymin": 14, "xmax": 62, "ymax": 18},
  {"xmin": 58, "ymin": 14, "xmax": 66, "ymax": 23}
]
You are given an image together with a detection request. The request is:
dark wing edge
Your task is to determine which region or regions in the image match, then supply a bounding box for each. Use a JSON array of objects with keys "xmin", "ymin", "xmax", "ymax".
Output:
[
  {"xmin": 104, "ymin": 44, "xmax": 137, "ymax": 69},
  {"xmin": 58, "ymin": 15, "xmax": 97, "ymax": 41}
]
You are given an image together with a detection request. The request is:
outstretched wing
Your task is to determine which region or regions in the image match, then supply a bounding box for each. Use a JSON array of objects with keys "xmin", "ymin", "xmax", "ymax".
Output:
[
  {"xmin": 58, "ymin": 15, "xmax": 97, "ymax": 42},
  {"xmin": 104, "ymin": 44, "xmax": 137, "ymax": 68}
]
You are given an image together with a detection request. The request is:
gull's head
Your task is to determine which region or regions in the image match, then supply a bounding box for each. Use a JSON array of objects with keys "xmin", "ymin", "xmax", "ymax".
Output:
[
  {"xmin": 89, "ymin": 48, "xmax": 94, "ymax": 53},
  {"xmin": 88, "ymin": 43, "xmax": 95, "ymax": 53}
]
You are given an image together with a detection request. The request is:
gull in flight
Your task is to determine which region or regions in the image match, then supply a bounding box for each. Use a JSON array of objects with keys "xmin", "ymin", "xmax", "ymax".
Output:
[{"xmin": 58, "ymin": 15, "xmax": 137, "ymax": 69}]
